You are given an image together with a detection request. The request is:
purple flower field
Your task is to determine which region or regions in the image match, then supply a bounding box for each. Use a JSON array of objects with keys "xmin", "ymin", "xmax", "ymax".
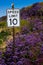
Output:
[{"xmin": 0, "ymin": 2, "xmax": 43, "ymax": 65}]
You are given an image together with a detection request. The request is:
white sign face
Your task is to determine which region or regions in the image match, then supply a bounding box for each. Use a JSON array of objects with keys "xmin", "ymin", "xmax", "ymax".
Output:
[{"xmin": 7, "ymin": 9, "xmax": 20, "ymax": 27}]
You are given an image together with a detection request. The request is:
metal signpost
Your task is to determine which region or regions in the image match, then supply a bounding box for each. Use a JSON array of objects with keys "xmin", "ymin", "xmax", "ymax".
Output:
[{"xmin": 7, "ymin": 3, "xmax": 20, "ymax": 53}]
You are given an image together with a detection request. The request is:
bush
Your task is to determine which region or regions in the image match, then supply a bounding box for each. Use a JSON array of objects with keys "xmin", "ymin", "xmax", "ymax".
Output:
[{"xmin": 0, "ymin": 39, "xmax": 3, "ymax": 45}]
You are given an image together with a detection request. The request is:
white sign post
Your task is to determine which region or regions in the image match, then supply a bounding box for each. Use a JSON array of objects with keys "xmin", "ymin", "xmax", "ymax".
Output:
[
  {"xmin": 7, "ymin": 9, "xmax": 20, "ymax": 27},
  {"xmin": 7, "ymin": 4, "xmax": 20, "ymax": 53}
]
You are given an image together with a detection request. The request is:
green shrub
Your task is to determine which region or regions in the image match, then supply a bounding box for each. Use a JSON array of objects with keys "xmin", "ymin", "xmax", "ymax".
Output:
[{"xmin": 0, "ymin": 39, "xmax": 3, "ymax": 45}]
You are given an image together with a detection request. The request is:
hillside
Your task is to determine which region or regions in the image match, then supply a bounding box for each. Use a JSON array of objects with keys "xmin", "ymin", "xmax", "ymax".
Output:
[
  {"xmin": 0, "ymin": 16, "xmax": 6, "ymax": 22},
  {"xmin": 0, "ymin": 2, "xmax": 43, "ymax": 49},
  {"xmin": 0, "ymin": 2, "xmax": 43, "ymax": 21},
  {"xmin": 0, "ymin": 2, "xmax": 43, "ymax": 65},
  {"xmin": 20, "ymin": 2, "xmax": 43, "ymax": 19}
]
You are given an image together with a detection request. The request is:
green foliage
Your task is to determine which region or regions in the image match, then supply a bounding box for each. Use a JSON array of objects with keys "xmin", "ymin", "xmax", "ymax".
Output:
[
  {"xmin": 0, "ymin": 21, "xmax": 7, "ymax": 27},
  {"xmin": 29, "ymin": 22, "xmax": 34, "ymax": 32},
  {"xmin": 0, "ymin": 30, "xmax": 11, "ymax": 41},
  {"xmin": 20, "ymin": 19, "xmax": 28, "ymax": 26},
  {"xmin": 0, "ymin": 39, "xmax": 3, "ymax": 45}
]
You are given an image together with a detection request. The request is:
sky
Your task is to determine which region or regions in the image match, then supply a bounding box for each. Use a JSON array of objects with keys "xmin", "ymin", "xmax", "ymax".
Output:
[{"xmin": 0, "ymin": 0, "xmax": 43, "ymax": 17}]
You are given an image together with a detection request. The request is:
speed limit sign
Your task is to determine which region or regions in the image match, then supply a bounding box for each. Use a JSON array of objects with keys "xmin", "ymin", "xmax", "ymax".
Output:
[{"xmin": 7, "ymin": 9, "xmax": 20, "ymax": 27}]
